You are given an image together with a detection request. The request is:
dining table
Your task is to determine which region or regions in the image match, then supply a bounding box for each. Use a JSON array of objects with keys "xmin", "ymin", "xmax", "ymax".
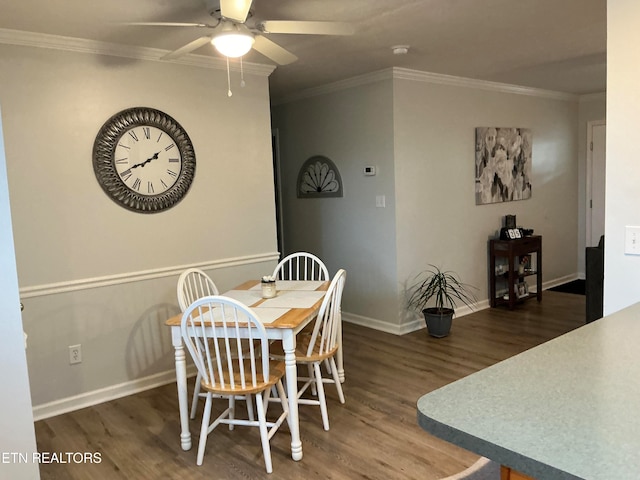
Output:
[{"xmin": 165, "ymin": 278, "xmax": 330, "ymax": 462}]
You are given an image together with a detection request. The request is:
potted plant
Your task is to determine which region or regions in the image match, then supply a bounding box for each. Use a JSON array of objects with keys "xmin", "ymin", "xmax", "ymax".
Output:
[{"xmin": 407, "ymin": 265, "xmax": 477, "ymax": 338}]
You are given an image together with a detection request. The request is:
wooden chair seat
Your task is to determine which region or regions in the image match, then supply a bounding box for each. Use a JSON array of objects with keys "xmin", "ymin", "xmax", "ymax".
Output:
[
  {"xmin": 202, "ymin": 359, "xmax": 285, "ymax": 395},
  {"xmin": 271, "ymin": 335, "xmax": 338, "ymax": 364}
]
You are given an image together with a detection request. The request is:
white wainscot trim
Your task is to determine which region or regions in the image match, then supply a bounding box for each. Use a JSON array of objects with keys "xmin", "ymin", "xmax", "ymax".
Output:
[
  {"xmin": 20, "ymin": 252, "xmax": 280, "ymax": 298},
  {"xmin": 33, "ymin": 367, "xmax": 196, "ymax": 421}
]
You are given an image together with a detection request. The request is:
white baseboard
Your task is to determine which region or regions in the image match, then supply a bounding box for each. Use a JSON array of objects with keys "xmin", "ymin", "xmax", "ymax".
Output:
[
  {"xmin": 543, "ymin": 274, "xmax": 580, "ymax": 290},
  {"xmin": 33, "ymin": 366, "xmax": 196, "ymax": 421},
  {"xmin": 342, "ymin": 311, "xmax": 409, "ymax": 335},
  {"xmin": 342, "ymin": 273, "xmax": 579, "ymax": 338},
  {"xmin": 342, "ymin": 299, "xmax": 491, "ymax": 336}
]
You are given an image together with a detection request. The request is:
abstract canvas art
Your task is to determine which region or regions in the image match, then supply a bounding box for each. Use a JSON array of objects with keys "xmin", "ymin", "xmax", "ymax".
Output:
[{"xmin": 475, "ymin": 127, "xmax": 532, "ymax": 205}]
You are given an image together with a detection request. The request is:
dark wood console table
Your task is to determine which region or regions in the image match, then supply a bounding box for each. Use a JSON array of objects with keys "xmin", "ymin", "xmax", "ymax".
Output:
[{"xmin": 489, "ymin": 235, "xmax": 542, "ymax": 309}]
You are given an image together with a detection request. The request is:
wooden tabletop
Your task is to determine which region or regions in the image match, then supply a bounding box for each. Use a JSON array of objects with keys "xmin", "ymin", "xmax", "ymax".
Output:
[{"xmin": 166, "ymin": 279, "xmax": 329, "ymax": 329}]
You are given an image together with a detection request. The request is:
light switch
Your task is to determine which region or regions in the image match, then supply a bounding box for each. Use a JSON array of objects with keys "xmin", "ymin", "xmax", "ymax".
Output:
[
  {"xmin": 376, "ymin": 195, "xmax": 386, "ymax": 208},
  {"xmin": 625, "ymin": 226, "xmax": 640, "ymax": 255}
]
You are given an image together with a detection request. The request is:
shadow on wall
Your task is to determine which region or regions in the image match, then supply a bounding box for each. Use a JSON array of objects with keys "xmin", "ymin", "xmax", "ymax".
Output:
[{"xmin": 125, "ymin": 302, "xmax": 181, "ymax": 380}]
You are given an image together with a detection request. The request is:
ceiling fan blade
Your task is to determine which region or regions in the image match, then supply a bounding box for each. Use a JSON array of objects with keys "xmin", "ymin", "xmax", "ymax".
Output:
[
  {"xmin": 260, "ymin": 21, "xmax": 354, "ymax": 36},
  {"xmin": 252, "ymin": 35, "xmax": 298, "ymax": 65},
  {"xmin": 220, "ymin": 0, "xmax": 253, "ymax": 23},
  {"xmin": 161, "ymin": 36, "xmax": 213, "ymax": 60},
  {"xmin": 121, "ymin": 22, "xmax": 214, "ymax": 28}
]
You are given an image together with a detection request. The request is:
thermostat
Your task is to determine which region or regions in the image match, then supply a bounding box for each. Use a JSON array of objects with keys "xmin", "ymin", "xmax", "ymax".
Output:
[{"xmin": 364, "ymin": 166, "xmax": 376, "ymax": 176}]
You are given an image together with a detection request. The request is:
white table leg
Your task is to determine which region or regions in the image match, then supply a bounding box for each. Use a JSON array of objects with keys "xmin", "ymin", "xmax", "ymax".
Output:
[
  {"xmin": 337, "ymin": 310, "xmax": 345, "ymax": 383},
  {"xmin": 172, "ymin": 326, "xmax": 191, "ymax": 451},
  {"xmin": 282, "ymin": 330, "xmax": 303, "ymax": 461}
]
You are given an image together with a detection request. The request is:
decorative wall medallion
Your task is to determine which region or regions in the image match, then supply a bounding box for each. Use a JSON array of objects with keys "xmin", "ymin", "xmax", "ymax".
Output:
[
  {"xmin": 297, "ymin": 155, "xmax": 343, "ymax": 198},
  {"xmin": 93, "ymin": 107, "xmax": 196, "ymax": 213}
]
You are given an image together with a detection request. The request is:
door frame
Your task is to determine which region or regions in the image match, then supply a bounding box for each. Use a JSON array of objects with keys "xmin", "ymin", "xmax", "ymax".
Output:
[
  {"xmin": 586, "ymin": 119, "xmax": 606, "ymax": 248},
  {"xmin": 271, "ymin": 128, "xmax": 284, "ymax": 257}
]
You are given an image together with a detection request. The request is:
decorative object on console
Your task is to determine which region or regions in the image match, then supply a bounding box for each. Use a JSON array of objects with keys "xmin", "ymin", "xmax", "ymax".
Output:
[
  {"xmin": 407, "ymin": 265, "xmax": 477, "ymax": 338},
  {"xmin": 297, "ymin": 155, "xmax": 343, "ymax": 198},
  {"xmin": 93, "ymin": 107, "xmax": 196, "ymax": 213},
  {"xmin": 505, "ymin": 214, "xmax": 516, "ymax": 229},
  {"xmin": 475, "ymin": 127, "xmax": 532, "ymax": 205}
]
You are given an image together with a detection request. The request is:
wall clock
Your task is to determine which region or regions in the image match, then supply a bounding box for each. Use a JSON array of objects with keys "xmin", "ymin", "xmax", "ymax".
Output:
[{"xmin": 93, "ymin": 107, "xmax": 196, "ymax": 213}]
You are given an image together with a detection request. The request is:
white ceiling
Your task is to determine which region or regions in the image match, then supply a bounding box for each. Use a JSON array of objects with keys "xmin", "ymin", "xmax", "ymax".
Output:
[{"xmin": 0, "ymin": 0, "xmax": 606, "ymax": 100}]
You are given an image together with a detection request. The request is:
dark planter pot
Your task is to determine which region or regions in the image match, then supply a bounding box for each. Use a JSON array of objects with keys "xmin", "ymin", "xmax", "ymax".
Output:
[{"xmin": 422, "ymin": 307, "xmax": 454, "ymax": 338}]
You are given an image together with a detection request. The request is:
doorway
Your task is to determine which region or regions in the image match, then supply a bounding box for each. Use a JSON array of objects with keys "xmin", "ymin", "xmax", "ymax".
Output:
[
  {"xmin": 271, "ymin": 129, "xmax": 284, "ymax": 258},
  {"xmin": 587, "ymin": 120, "xmax": 606, "ymax": 247}
]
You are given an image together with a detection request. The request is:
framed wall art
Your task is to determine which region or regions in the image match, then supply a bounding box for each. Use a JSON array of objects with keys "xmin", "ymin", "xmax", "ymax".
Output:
[{"xmin": 475, "ymin": 127, "xmax": 532, "ymax": 205}]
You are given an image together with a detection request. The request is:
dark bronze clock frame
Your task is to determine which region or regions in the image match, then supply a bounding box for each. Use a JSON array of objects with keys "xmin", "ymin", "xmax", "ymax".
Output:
[{"xmin": 93, "ymin": 107, "xmax": 196, "ymax": 213}]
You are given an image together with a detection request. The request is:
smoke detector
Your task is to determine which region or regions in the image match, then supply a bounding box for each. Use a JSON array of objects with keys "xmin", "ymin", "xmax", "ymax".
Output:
[{"xmin": 392, "ymin": 45, "xmax": 410, "ymax": 55}]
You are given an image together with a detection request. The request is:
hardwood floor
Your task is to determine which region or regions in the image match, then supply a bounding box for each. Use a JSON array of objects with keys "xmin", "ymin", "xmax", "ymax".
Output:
[{"xmin": 34, "ymin": 291, "xmax": 585, "ymax": 480}]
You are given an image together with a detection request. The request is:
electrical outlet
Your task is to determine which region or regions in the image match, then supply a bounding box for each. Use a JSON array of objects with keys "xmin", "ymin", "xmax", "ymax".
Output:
[{"xmin": 69, "ymin": 344, "xmax": 82, "ymax": 365}]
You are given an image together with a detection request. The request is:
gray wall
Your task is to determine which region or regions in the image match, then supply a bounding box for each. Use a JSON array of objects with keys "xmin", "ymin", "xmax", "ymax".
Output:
[
  {"xmin": 272, "ymin": 77, "xmax": 398, "ymax": 331},
  {"xmin": 394, "ymin": 75, "xmax": 579, "ymax": 324},
  {"xmin": 0, "ymin": 38, "xmax": 279, "ymax": 416},
  {"xmin": 274, "ymin": 69, "xmax": 581, "ymax": 334}
]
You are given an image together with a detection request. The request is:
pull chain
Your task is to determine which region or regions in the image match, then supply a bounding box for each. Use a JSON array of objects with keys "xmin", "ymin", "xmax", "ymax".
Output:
[
  {"xmin": 226, "ymin": 56, "xmax": 232, "ymax": 97},
  {"xmin": 240, "ymin": 56, "xmax": 246, "ymax": 88}
]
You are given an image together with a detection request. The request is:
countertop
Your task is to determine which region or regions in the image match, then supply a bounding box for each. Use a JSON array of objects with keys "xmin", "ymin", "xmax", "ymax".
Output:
[{"xmin": 417, "ymin": 302, "xmax": 640, "ymax": 480}]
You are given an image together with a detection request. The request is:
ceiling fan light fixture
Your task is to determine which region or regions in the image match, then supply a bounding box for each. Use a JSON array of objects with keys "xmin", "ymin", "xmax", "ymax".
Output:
[{"xmin": 212, "ymin": 24, "xmax": 255, "ymax": 57}]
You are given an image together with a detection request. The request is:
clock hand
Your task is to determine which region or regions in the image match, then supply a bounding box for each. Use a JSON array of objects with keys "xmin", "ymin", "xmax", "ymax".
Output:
[{"xmin": 131, "ymin": 152, "xmax": 161, "ymax": 169}]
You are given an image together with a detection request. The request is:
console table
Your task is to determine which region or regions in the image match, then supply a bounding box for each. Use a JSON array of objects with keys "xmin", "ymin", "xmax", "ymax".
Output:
[{"xmin": 489, "ymin": 235, "xmax": 542, "ymax": 309}]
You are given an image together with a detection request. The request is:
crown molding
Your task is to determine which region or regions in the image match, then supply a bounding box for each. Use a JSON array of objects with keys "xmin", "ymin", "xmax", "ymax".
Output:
[
  {"xmin": 0, "ymin": 28, "xmax": 275, "ymax": 76},
  {"xmin": 579, "ymin": 91, "xmax": 606, "ymax": 103},
  {"xmin": 392, "ymin": 67, "xmax": 579, "ymax": 101},
  {"xmin": 274, "ymin": 66, "xmax": 580, "ymax": 105},
  {"xmin": 273, "ymin": 69, "xmax": 394, "ymax": 105}
]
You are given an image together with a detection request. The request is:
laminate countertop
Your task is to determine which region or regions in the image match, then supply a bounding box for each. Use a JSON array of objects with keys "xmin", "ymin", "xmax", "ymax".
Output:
[{"xmin": 417, "ymin": 302, "xmax": 640, "ymax": 480}]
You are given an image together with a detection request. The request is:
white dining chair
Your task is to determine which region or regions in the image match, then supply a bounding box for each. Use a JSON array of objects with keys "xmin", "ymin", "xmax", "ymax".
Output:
[
  {"xmin": 272, "ymin": 252, "xmax": 335, "ymax": 384},
  {"xmin": 177, "ymin": 268, "xmax": 253, "ymax": 421},
  {"xmin": 177, "ymin": 268, "xmax": 220, "ymax": 311},
  {"xmin": 181, "ymin": 296, "xmax": 289, "ymax": 473},
  {"xmin": 271, "ymin": 269, "xmax": 346, "ymax": 430},
  {"xmin": 272, "ymin": 252, "xmax": 329, "ymax": 281},
  {"xmin": 440, "ymin": 457, "xmax": 500, "ymax": 479}
]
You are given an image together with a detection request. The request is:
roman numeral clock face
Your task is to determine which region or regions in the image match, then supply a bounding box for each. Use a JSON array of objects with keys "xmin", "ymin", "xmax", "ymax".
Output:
[
  {"xmin": 116, "ymin": 126, "xmax": 181, "ymax": 196},
  {"xmin": 93, "ymin": 108, "xmax": 196, "ymax": 213}
]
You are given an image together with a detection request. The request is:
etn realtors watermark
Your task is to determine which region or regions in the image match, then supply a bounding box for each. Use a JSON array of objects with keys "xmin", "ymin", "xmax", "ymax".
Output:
[{"xmin": 2, "ymin": 451, "xmax": 102, "ymax": 464}]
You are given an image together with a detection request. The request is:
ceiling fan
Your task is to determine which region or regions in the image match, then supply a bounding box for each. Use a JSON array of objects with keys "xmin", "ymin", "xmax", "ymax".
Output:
[{"xmin": 126, "ymin": 0, "xmax": 355, "ymax": 65}]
